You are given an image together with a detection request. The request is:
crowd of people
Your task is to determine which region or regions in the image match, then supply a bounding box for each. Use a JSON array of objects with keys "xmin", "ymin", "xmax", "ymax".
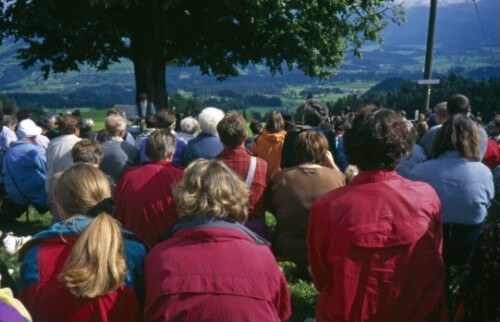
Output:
[{"xmin": 0, "ymin": 93, "xmax": 499, "ymax": 321}]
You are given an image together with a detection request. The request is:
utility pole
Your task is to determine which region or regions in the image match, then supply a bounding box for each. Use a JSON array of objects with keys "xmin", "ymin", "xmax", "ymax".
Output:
[{"xmin": 423, "ymin": 0, "xmax": 438, "ymax": 110}]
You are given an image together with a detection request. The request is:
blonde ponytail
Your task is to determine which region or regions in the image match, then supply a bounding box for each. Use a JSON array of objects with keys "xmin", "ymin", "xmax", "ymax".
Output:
[
  {"xmin": 53, "ymin": 164, "xmax": 126, "ymax": 298},
  {"xmin": 59, "ymin": 212, "xmax": 126, "ymax": 298}
]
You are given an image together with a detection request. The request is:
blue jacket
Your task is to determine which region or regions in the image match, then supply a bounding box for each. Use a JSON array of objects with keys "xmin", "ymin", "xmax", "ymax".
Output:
[
  {"xmin": 182, "ymin": 132, "xmax": 222, "ymax": 167},
  {"xmin": 2, "ymin": 141, "xmax": 47, "ymax": 207}
]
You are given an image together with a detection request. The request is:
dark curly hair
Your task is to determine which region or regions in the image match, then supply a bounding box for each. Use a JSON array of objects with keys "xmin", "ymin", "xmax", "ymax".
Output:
[{"xmin": 344, "ymin": 107, "xmax": 412, "ymax": 171}]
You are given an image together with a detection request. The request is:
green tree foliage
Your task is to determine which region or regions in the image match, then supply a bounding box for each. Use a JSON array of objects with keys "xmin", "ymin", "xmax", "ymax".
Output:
[
  {"xmin": 0, "ymin": 0, "xmax": 403, "ymax": 114},
  {"xmin": 330, "ymin": 75, "xmax": 500, "ymax": 119}
]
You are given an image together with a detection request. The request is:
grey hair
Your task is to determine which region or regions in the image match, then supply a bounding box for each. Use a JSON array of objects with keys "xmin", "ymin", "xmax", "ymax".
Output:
[
  {"xmin": 105, "ymin": 114, "xmax": 126, "ymax": 136},
  {"xmin": 198, "ymin": 107, "xmax": 225, "ymax": 135},
  {"xmin": 180, "ymin": 117, "xmax": 200, "ymax": 135}
]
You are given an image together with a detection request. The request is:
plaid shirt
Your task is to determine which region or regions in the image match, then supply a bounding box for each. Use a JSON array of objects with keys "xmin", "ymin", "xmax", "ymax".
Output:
[{"xmin": 218, "ymin": 147, "xmax": 268, "ymax": 219}]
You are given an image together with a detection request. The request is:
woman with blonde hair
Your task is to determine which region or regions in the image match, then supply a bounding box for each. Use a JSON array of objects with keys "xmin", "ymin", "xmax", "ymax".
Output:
[
  {"xmin": 18, "ymin": 164, "xmax": 146, "ymax": 322},
  {"xmin": 144, "ymin": 159, "xmax": 291, "ymax": 322}
]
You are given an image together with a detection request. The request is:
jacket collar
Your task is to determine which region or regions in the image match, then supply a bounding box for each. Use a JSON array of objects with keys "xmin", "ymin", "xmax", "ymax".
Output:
[{"xmin": 350, "ymin": 169, "xmax": 399, "ymax": 185}]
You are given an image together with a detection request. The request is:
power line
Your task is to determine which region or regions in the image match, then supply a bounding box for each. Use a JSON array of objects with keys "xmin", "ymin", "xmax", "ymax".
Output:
[{"xmin": 471, "ymin": 0, "xmax": 491, "ymax": 48}]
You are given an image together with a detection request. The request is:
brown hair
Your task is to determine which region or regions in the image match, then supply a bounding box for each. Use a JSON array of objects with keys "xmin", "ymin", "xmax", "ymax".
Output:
[
  {"xmin": 71, "ymin": 139, "xmax": 103, "ymax": 164},
  {"xmin": 265, "ymin": 111, "xmax": 284, "ymax": 132},
  {"xmin": 156, "ymin": 109, "xmax": 176, "ymax": 131},
  {"xmin": 295, "ymin": 131, "xmax": 329, "ymax": 165},
  {"xmin": 344, "ymin": 107, "xmax": 412, "ymax": 171},
  {"xmin": 173, "ymin": 159, "xmax": 249, "ymax": 223},
  {"xmin": 55, "ymin": 164, "xmax": 126, "ymax": 298},
  {"xmin": 216, "ymin": 111, "xmax": 247, "ymax": 148},
  {"xmin": 58, "ymin": 115, "xmax": 80, "ymax": 135},
  {"xmin": 432, "ymin": 114, "xmax": 480, "ymax": 161}
]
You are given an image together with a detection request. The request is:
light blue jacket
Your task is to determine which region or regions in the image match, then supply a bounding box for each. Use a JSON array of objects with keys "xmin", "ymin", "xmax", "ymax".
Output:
[
  {"xmin": 2, "ymin": 141, "xmax": 47, "ymax": 207},
  {"xmin": 410, "ymin": 150, "xmax": 494, "ymax": 224}
]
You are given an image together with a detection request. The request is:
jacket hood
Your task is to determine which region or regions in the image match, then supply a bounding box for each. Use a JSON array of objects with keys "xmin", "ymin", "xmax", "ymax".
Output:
[{"xmin": 260, "ymin": 130, "xmax": 286, "ymax": 143}]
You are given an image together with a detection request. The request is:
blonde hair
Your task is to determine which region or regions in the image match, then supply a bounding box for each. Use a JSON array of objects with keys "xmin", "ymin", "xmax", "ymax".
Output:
[
  {"xmin": 173, "ymin": 159, "xmax": 249, "ymax": 223},
  {"xmin": 54, "ymin": 164, "xmax": 126, "ymax": 298}
]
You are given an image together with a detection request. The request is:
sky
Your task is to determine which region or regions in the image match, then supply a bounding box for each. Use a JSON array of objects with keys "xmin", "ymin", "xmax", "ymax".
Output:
[{"xmin": 400, "ymin": 0, "xmax": 477, "ymax": 7}]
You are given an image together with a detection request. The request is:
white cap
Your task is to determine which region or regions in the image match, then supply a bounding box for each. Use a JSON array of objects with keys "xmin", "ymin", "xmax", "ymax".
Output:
[{"xmin": 17, "ymin": 119, "xmax": 42, "ymax": 138}]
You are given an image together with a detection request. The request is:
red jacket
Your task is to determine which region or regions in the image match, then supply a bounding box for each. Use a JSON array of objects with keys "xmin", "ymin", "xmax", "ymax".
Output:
[
  {"xmin": 115, "ymin": 161, "xmax": 183, "ymax": 248},
  {"xmin": 308, "ymin": 170, "xmax": 448, "ymax": 322},
  {"xmin": 144, "ymin": 221, "xmax": 291, "ymax": 322},
  {"xmin": 19, "ymin": 218, "xmax": 146, "ymax": 322}
]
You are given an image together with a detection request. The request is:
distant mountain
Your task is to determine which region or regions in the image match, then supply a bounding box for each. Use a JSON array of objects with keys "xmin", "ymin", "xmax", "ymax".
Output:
[{"xmin": 0, "ymin": 0, "xmax": 498, "ymax": 107}]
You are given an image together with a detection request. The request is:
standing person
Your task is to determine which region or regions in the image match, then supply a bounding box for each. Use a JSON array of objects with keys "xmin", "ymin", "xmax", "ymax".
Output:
[
  {"xmin": 144, "ymin": 160, "xmax": 291, "ymax": 322},
  {"xmin": 100, "ymin": 113, "xmax": 139, "ymax": 183},
  {"xmin": 252, "ymin": 111, "xmax": 286, "ymax": 178},
  {"xmin": 308, "ymin": 108, "xmax": 448, "ymax": 322},
  {"xmin": 115, "ymin": 130, "xmax": 183, "ymax": 248},
  {"xmin": 268, "ymin": 131, "xmax": 345, "ymax": 279},
  {"xmin": 1, "ymin": 119, "xmax": 48, "ymax": 224},
  {"xmin": 217, "ymin": 112, "xmax": 269, "ymax": 238},
  {"xmin": 137, "ymin": 92, "xmax": 155, "ymax": 118},
  {"xmin": 45, "ymin": 114, "xmax": 81, "ymax": 202},
  {"xmin": 411, "ymin": 115, "xmax": 494, "ymax": 278},
  {"xmin": 182, "ymin": 107, "xmax": 224, "ymax": 167},
  {"xmin": 18, "ymin": 164, "xmax": 146, "ymax": 322},
  {"xmin": 245, "ymin": 120, "xmax": 262, "ymax": 150}
]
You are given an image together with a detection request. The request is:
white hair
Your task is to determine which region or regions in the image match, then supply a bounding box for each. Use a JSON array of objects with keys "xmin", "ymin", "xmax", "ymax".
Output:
[
  {"xmin": 83, "ymin": 118, "xmax": 94, "ymax": 128},
  {"xmin": 198, "ymin": 107, "xmax": 224, "ymax": 135},
  {"xmin": 180, "ymin": 117, "xmax": 199, "ymax": 135}
]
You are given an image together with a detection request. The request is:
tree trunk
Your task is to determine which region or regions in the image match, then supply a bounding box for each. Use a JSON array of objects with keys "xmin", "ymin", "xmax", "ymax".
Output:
[{"xmin": 130, "ymin": 0, "xmax": 168, "ymax": 117}]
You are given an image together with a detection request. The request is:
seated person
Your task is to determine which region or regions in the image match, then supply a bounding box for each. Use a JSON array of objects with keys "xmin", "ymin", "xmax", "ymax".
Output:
[
  {"xmin": 19, "ymin": 164, "xmax": 146, "ymax": 322},
  {"xmin": 144, "ymin": 160, "xmax": 291, "ymax": 322}
]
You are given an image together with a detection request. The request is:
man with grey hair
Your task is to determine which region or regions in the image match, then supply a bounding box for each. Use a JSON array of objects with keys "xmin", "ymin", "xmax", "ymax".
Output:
[
  {"xmin": 182, "ymin": 107, "xmax": 224, "ymax": 167},
  {"xmin": 115, "ymin": 130, "xmax": 183, "ymax": 248},
  {"xmin": 99, "ymin": 113, "xmax": 139, "ymax": 182},
  {"xmin": 177, "ymin": 116, "xmax": 199, "ymax": 143}
]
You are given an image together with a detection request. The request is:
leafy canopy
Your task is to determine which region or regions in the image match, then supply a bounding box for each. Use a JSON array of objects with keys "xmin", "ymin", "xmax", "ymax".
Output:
[{"xmin": 0, "ymin": 0, "xmax": 403, "ymax": 80}]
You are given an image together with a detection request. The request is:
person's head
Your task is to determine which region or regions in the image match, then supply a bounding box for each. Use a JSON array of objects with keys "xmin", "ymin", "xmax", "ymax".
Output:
[
  {"xmin": 334, "ymin": 123, "xmax": 345, "ymax": 136},
  {"xmin": 302, "ymin": 99, "xmax": 329, "ymax": 127},
  {"xmin": 16, "ymin": 119, "xmax": 42, "ymax": 141},
  {"xmin": 155, "ymin": 109, "xmax": 176, "ymax": 131},
  {"xmin": 295, "ymin": 131, "xmax": 329, "ymax": 165},
  {"xmin": 81, "ymin": 118, "xmax": 94, "ymax": 131},
  {"xmin": 2, "ymin": 115, "xmax": 17, "ymax": 130},
  {"xmin": 138, "ymin": 92, "xmax": 148, "ymax": 102},
  {"xmin": 447, "ymin": 94, "xmax": 471, "ymax": 116},
  {"xmin": 45, "ymin": 114, "xmax": 56, "ymax": 127},
  {"xmin": 58, "ymin": 115, "xmax": 80, "ymax": 135},
  {"xmin": 432, "ymin": 114, "xmax": 480, "ymax": 161},
  {"xmin": 493, "ymin": 115, "xmax": 500, "ymax": 135},
  {"xmin": 344, "ymin": 107, "xmax": 412, "ymax": 171},
  {"xmin": 249, "ymin": 120, "xmax": 262, "ymax": 136},
  {"xmin": 173, "ymin": 159, "xmax": 249, "ymax": 223},
  {"xmin": 416, "ymin": 121, "xmax": 429, "ymax": 139},
  {"xmin": 217, "ymin": 111, "xmax": 247, "ymax": 148},
  {"xmin": 55, "ymin": 164, "xmax": 125, "ymax": 299},
  {"xmin": 179, "ymin": 116, "xmax": 199, "ymax": 135},
  {"xmin": 146, "ymin": 130, "xmax": 176, "ymax": 162},
  {"xmin": 198, "ymin": 107, "xmax": 225, "ymax": 135},
  {"xmin": 265, "ymin": 111, "xmax": 284, "ymax": 132},
  {"xmin": 434, "ymin": 102, "xmax": 448, "ymax": 124},
  {"xmin": 106, "ymin": 107, "xmax": 126, "ymax": 118},
  {"xmin": 144, "ymin": 114, "xmax": 157, "ymax": 129},
  {"xmin": 105, "ymin": 114, "xmax": 126, "ymax": 137},
  {"xmin": 71, "ymin": 139, "xmax": 103, "ymax": 165}
]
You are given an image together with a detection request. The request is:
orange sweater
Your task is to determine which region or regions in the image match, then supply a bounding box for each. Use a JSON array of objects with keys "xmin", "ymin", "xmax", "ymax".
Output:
[{"xmin": 252, "ymin": 130, "xmax": 286, "ymax": 178}]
